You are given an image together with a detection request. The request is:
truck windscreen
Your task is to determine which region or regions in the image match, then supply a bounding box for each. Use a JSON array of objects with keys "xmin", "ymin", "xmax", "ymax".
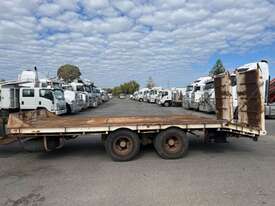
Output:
[
  {"xmin": 53, "ymin": 90, "xmax": 65, "ymax": 100},
  {"xmin": 186, "ymin": 86, "xmax": 193, "ymax": 92},
  {"xmin": 204, "ymin": 82, "xmax": 214, "ymax": 90}
]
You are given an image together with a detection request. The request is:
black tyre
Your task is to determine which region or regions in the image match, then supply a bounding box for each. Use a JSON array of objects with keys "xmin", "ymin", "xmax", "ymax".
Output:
[
  {"xmin": 164, "ymin": 101, "xmax": 170, "ymax": 107},
  {"xmin": 139, "ymin": 98, "xmax": 143, "ymax": 102},
  {"xmin": 105, "ymin": 129, "xmax": 140, "ymax": 161},
  {"xmin": 66, "ymin": 104, "xmax": 72, "ymax": 114},
  {"xmin": 154, "ymin": 128, "xmax": 188, "ymax": 159}
]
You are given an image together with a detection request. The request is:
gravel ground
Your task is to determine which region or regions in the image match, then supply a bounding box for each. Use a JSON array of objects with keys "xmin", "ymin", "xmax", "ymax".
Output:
[{"xmin": 0, "ymin": 98, "xmax": 275, "ymax": 206}]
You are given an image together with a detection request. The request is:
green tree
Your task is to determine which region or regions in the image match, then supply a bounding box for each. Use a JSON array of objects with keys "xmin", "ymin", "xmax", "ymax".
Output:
[
  {"xmin": 57, "ymin": 64, "xmax": 81, "ymax": 82},
  {"xmin": 146, "ymin": 76, "xmax": 155, "ymax": 89},
  {"xmin": 112, "ymin": 80, "xmax": 140, "ymax": 96},
  {"xmin": 209, "ymin": 59, "xmax": 225, "ymax": 76}
]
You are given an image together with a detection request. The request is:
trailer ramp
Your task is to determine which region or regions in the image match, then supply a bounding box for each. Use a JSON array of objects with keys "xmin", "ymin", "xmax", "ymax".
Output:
[{"xmin": 214, "ymin": 67, "xmax": 266, "ymax": 136}]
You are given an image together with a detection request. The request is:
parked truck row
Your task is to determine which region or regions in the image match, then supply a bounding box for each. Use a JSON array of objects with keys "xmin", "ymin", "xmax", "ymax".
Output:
[
  {"xmin": 182, "ymin": 60, "xmax": 275, "ymax": 118},
  {"xmin": 131, "ymin": 87, "xmax": 186, "ymax": 107},
  {"xmin": 0, "ymin": 68, "xmax": 111, "ymax": 115},
  {"xmin": 131, "ymin": 60, "xmax": 275, "ymax": 118}
]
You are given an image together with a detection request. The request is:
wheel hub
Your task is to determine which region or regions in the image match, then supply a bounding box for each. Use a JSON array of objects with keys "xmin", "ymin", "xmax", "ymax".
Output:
[
  {"xmin": 113, "ymin": 136, "xmax": 133, "ymax": 156},
  {"xmin": 164, "ymin": 136, "xmax": 182, "ymax": 153},
  {"xmin": 168, "ymin": 139, "xmax": 175, "ymax": 146},
  {"xmin": 119, "ymin": 140, "xmax": 127, "ymax": 148}
]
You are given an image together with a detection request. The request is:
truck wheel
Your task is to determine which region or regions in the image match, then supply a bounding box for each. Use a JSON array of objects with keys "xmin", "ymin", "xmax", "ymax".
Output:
[
  {"xmin": 66, "ymin": 104, "xmax": 72, "ymax": 114},
  {"xmin": 164, "ymin": 101, "xmax": 170, "ymax": 107},
  {"xmin": 154, "ymin": 128, "xmax": 188, "ymax": 159},
  {"xmin": 105, "ymin": 129, "xmax": 140, "ymax": 161},
  {"xmin": 139, "ymin": 98, "xmax": 143, "ymax": 102}
]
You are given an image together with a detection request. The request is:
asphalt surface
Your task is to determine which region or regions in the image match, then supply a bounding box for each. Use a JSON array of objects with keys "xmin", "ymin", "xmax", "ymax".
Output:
[{"xmin": 1, "ymin": 98, "xmax": 275, "ymax": 206}]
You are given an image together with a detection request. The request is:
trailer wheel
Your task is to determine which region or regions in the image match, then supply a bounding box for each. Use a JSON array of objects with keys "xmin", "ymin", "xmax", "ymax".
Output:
[
  {"xmin": 105, "ymin": 129, "xmax": 140, "ymax": 161},
  {"xmin": 154, "ymin": 128, "xmax": 188, "ymax": 159}
]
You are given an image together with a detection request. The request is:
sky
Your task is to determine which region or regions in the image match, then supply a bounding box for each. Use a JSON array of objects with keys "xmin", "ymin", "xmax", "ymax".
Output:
[{"xmin": 0, "ymin": 0, "xmax": 275, "ymax": 88}]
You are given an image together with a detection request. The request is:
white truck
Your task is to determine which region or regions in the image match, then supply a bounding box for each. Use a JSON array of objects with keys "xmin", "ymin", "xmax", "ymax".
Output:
[
  {"xmin": 136, "ymin": 88, "xmax": 149, "ymax": 102},
  {"xmin": 172, "ymin": 88, "xmax": 186, "ymax": 106},
  {"xmin": 62, "ymin": 85, "xmax": 83, "ymax": 114},
  {"xmin": 70, "ymin": 81, "xmax": 90, "ymax": 110},
  {"xmin": 82, "ymin": 80, "xmax": 98, "ymax": 108},
  {"xmin": 39, "ymin": 79, "xmax": 83, "ymax": 114},
  {"xmin": 190, "ymin": 76, "xmax": 212, "ymax": 110},
  {"xmin": 143, "ymin": 89, "xmax": 150, "ymax": 102},
  {"xmin": 155, "ymin": 89, "xmax": 164, "ymax": 104},
  {"xmin": 198, "ymin": 74, "xmax": 237, "ymax": 113},
  {"xmin": 0, "ymin": 81, "xmax": 66, "ymax": 115},
  {"xmin": 158, "ymin": 89, "xmax": 171, "ymax": 107},
  {"xmin": 0, "ymin": 68, "xmax": 67, "ymax": 115},
  {"xmin": 93, "ymin": 87, "xmax": 103, "ymax": 105},
  {"xmin": 132, "ymin": 91, "xmax": 138, "ymax": 100},
  {"xmin": 148, "ymin": 87, "xmax": 162, "ymax": 103},
  {"xmin": 182, "ymin": 83, "xmax": 195, "ymax": 109},
  {"xmin": 198, "ymin": 78, "xmax": 215, "ymax": 113},
  {"xmin": 159, "ymin": 88, "xmax": 186, "ymax": 107},
  {"xmin": 99, "ymin": 88, "xmax": 109, "ymax": 102}
]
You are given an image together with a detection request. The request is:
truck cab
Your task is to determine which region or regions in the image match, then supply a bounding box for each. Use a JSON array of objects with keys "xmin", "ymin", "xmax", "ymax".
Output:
[
  {"xmin": 156, "ymin": 90, "xmax": 164, "ymax": 104},
  {"xmin": 190, "ymin": 77, "xmax": 212, "ymax": 110},
  {"xmin": 171, "ymin": 88, "xmax": 186, "ymax": 106},
  {"xmin": 40, "ymin": 79, "xmax": 82, "ymax": 114},
  {"xmin": 198, "ymin": 78, "xmax": 215, "ymax": 113},
  {"xmin": 182, "ymin": 84, "xmax": 195, "ymax": 109},
  {"xmin": 20, "ymin": 87, "xmax": 66, "ymax": 115},
  {"xmin": 159, "ymin": 89, "xmax": 172, "ymax": 107},
  {"xmin": 70, "ymin": 82, "xmax": 90, "ymax": 110},
  {"xmin": 62, "ymin": 85, "xmax": 83, "ymax": 114},
  {"xmin": 93, "ymin": 87, "xmax": 102, "ymax": 105},
  {"xmin": 149, "ymin": 87, "xmax": 162, "ymax": 103},
  {"xmin": 137, "ymin": 88, "xmax": 149, "ymax": 102},
  {"xmin": 143, "ymin": 90, "xmax": 150, "ymax": 102}
]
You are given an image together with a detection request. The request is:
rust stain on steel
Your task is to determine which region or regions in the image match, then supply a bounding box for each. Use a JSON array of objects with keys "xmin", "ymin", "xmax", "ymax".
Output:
[
  {"xmin": 214, "ymin": 72, "xmax": 233, "ymax": 121},
  {"xmin": 237, "ymin": 68, "xmax": 263, "ymax": 129},
  {"xmin": 0, "ymin": 136, "xmax": 18, "ymax": 145},
  {"xmin": 214, "ymin": 75, "xmax": 223, "ymax": 119},
  {"xmin": 7, "ymin": 110, "xmax": 222, "ymax": 129}
]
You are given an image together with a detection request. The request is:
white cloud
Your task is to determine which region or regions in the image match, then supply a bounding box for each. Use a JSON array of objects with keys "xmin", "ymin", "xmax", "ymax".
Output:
[
  {"xmin": 112, "ymin": 0, "xmax": 135, "ymax": 13},
  {"xmin": 37, "ymin": 3, "xmax": 61, "ymax": 17},
  {"xmin": 83, "ymin": 0, "xmax": 109, "ymax": 10},
  {"xmin": 0, "ymin": 0, "xmax": 275, "ymax": 87},
  {"xmin": 54, "ymin": 0, "xmax": 79, "ymax": 11}
]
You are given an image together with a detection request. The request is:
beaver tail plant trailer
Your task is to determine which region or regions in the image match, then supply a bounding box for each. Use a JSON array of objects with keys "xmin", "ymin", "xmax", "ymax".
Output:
[{"xmin": 0, "ymin": 69, "xmax": 266, "ymax": 161}]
